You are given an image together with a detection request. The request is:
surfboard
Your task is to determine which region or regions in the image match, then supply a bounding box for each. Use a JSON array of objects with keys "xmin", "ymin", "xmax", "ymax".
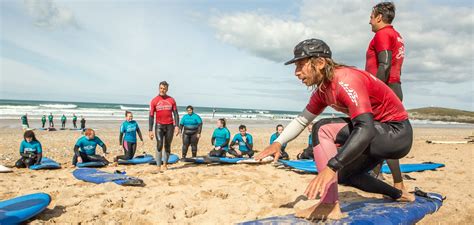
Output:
[
  {"xmin": 76, "ymin": 161, "xmax": 107, "ymax": 168},
  {"xmin": 238, "ymin": 192, "xmax": 444, "ymax": 225},
  {"xmin": 0, "ymin": 192, "xmax": 51, "ymax": 224},
  {"xmin": 118, "ymin": 154, "xmax": 154, "ymax": 165},
  {"xmin": 279, "ymin": 160, "xmax": 445, "ymax": 174},
  {"xmin": 29, "ymin": 157, "xmax": 61, "ymax": 170},
  {"xmin": 0, "ymin": 165, "xmax": 13, "ymax": 173},
  {"xmin": 182, "ymin": 156, "xmax": 246, "ymax": 164},
  {"xmin": 147, "ymin": 154, "xmax": 180, "ymax": 164},
  {"xmin": 237, "ymin": 156, "xmax": 274, "ymax": 164},
  {"xmin": 73, "ymin": 168, "xmax": 144, "ymax": 186}
]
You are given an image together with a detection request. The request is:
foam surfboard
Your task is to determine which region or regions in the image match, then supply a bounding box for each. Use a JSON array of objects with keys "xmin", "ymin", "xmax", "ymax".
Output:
[
  {"xmin": 147, "ymin": 154, "xmax": 180, "ymax": 164},
  {"xmin": 0, "ymin": 192, "xmax": 51, "ymax": 224},
  {"xmin": 29, "ymin": 157, "xmax": 61, "ymax": 170},
  {"xmin": 279, "ymin": 160, "xmax": 445, "ymax": 174},
  {"xmin": 73, "ymin": 168, "xmax": 144, "ymax": 186},
  {"xmin": 182, "ymin": 156, "xmax": 247, "ymax": 164},
  {"xmin": 76, "ymin": 161, "xmax": 107, "ymax": 168},
  {"xmin": 0, "ymin": 165, "xmax": 13, "ymax": 173},
  {"xmin": 238, "ymin": 192, "xmax": 444, "ymax": 225},
  {"xmin": 118, "ymin": 154, "xmax": 154, "ymax": 165},
  {"xmin": 237, "ymin": 156, "xmax": 274, "ymax": 164}
]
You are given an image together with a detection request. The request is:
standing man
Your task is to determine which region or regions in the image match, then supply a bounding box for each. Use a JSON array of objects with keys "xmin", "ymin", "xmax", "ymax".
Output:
[
  {"xmin": 72, "ymin": 114, "xmax": 78, "ymax": 128},
  {"xmin": 61, "ymin": 114, "xmax": 67, "ymax": 129},
  {"xmin": 21, "ymin": 113, "xmax": 29, "ymax": 129},
  {"xmin": 366, "ymin": 2, "xmax": 405, "ymax": 191},
  {"xmin": 80, "ymin": 116, "xmax": 86, "ymax": 130},
  {"xmin": 48, "ymin": 113, "xmax": 54, "ymax": 128},
  {"xmin": 149, "ymin": 81, "xmax": 179, "ymax": 172}
]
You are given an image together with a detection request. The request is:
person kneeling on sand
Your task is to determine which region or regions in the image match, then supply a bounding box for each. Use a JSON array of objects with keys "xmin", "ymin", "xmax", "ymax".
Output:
[
  {"xmin": 269, "ymin": 124, "xmax": 289, "ymax": 160},
  {"xmin": 297, "ymin": 123, "xmax": 314, "ymax": 160},
  {"xmin": 228, "ymin": 124, "xmax": 254, "ymax": 158},
  {"xmin": 15, "ymin": 130, "xmax": 43, "ymax": 168},
  {"xmin": 72, "ymin": 128, "xmax": 109, "ymax": 166},
  {"xmin": 256, "ymin": 38, "xmax": 415, "ymax": 220},
  {"xmin": 208, "ymin": 118, "xmax": 231, "ymax": 157}
]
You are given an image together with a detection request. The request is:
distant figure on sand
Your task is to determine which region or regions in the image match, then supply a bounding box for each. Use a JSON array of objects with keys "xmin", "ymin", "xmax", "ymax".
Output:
[
  {"xmin": 115, "ymin": 111, "xmax": 143, "ymax": 161},
  {"xmin": 229, "ymin": 124, "xmax": 254, "ymax": 158},
  {"xmin": 41, "ymin": 115, "xmax": 46, "ymax": 128},
  {"xmin": 61, "ymin": 114, "xmax": 67, "ymax": 128},
  {"xmin": 297, "ymin": 123, "xmax": 314, "ymax": 160},
  {"xmin": 15, "ymin": 130, "xmax": 42, "ymax": 168},
  {"xmin": 20, "ymin": 113, "xmax": 29, "ymax": 129},
  {"xmin": 72, "ymin": 129, "xmax": 109, "ymax": 166},
  {"xmin": 208, "ymin": 118, "xmax": 231, "ymax": 157},
  {"xmin": 269, "ymin": 124, "xmax": 289, "ymax": 160},
  {"xmin": 149, "ymin": 81, "xmax": 180, "ymax": 172},
  {"xmin": 72, "ymin": 114, "xmax": 78, "ymax": 128},
  {"xmin": 255, "ymin": 38, "xmax": 414, "ymax": 220},
  {"xmin": 48, "ymin": 113, "xmax": 54, "ymax": 127},
  {"xmin": 80, "ymin": 116, "xmax": 86, "ymax": 130},
  {"xmin": 179, "ymin": 105, "xmax": 203, "ymax": 158}
]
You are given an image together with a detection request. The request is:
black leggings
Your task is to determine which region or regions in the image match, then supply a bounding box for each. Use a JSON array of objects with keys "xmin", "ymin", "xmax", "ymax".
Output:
[
  {"xmin": 209, "ymin": 149, "xmax": 226, "ymax": 157},
  {"xmin": 155, "ymin": 124, "xmax": 174, "ymax": 166},
  {"xmin": 15, "ymin": 156, "xmax": 36, "ymax": 168},
  {"xmin": 312, "ymin": 117, "xmax": 413, "ymax": 199},
  {"xmin": 116, "ymin": 141, "xmax": 137, "ymax": 160},
  {"xmin": 297, "ymin": 146, "xmax": 314, "ymax": 159},
  {"xmin": 72, "ymin": 152, "xmax": 109, "ymax": 166},
  {"xmin": 182, "ymin": 130, "xmax": 199, "ymax": 158},
  {"xmin": 228, "ymin": 148, "xmax": 254, "ymax": 158},
  {"xmin": 73, "ymin": 121, "xmax": 77, "ymax": 128},
  {"xmin": 388, "ymin": 83, "xmax": 403, "ymax": 101}
]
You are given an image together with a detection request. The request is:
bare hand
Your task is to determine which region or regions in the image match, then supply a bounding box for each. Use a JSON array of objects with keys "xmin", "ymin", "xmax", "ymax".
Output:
[
  {"xmin": 77, "ymin": 157, "xmax": 83, "ymax": 163},
  {"xmin": 255, "ymin": 142, "xmax": 282, "ymax": 162},
  {"xmin": 149, "ymin": 131, "xmax": 154, "ymax": 140},
  {"xmin": 304, "ymin": 167, "xmax": 337, "ymax": 200},
  {"xmin": 174, "ymin": 126, "xmax": 179, "ymax": 136}
]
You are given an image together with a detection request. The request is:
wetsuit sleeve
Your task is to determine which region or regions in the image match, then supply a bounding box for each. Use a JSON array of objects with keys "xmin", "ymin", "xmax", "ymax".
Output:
[
  {"xmin": 245, "ymin": 135, "xmax": 253, "ymax": 150},
  {"xmin": 230, "ymin": 135, "xmax": 237, "ymax": 146},
  {"xmin": 35, "ymin": 153, "xmax": 42, "ymax": 165},
  {"xmin": 375, "ymin": 50, "xmax": 392, "ymax": 83},
  {"xmin": 149, "ymin": 99, "xmax": 155, "ymax": 131},
  {"xmin": 327, "ymin": 113, "xmax": 376, "ymax": 171},
  {"xmin": 220, "ymin": 129, "xmax": 230, "ymax": 147},
  {"xmin": 274, "ymin": 109, "xmax": 317, "ymax": 145},
  {"xmin": 96, "ymin": 137, "xmax": 105, "ymax": 148},
  {"xmin": 119, "ymin": 123, "xmax": 124, "ymax": 145},
  {"xmin": 269, "ymin": 134, "xmax": 275, "ymax": 145},
  {"xmin": 73, "ymin": 145, "xmax": 80, "ymax": 156},
  {"xmin": 101, "ymin": 144, "xmax": 107, "ymax": 154},
  {"xmin": 37, "ymin": 142, "xmax": 43, "ymax": 154},
  {"xmin": 173, "ymin": 110, "xmax": 179, "ymax": 127},
  {"xmin": 136, "ymin": 127, "xmax": 143, "ymax": 141}
]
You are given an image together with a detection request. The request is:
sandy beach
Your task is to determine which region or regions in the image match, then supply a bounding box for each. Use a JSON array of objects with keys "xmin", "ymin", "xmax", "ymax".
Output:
[{"xmin": 0, "ymin": 119, "xmax": 473, "ymax": 224}]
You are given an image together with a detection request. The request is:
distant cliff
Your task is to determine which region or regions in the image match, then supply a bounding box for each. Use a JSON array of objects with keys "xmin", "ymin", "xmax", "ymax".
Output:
[{"xmin": 408, "ymin": 107, "xmax": 474, "ymax": 124}]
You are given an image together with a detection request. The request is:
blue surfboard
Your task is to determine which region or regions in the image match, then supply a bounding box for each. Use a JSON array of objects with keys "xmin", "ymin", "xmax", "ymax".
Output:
[
  {"xmin": 0, "ymin": 192, "xmax": 51, "ymax": 224},
  {"xmin": 238, "ymin": 192, "xmax": 443, "ymax": 225},
  {"xmin": 73, "ymin": 168, "xmax": 144, "ymax": 186},
  {"xmin": 118, "ymin": 154, "xmax": 154, "ymax": 165},
  {"xmin": 279, "ymin": 160, "xmax": 444, "ymax": 174},
  {"xmin": 29, "ymin": 157, "xmax": 61, "ymax": 170},
  {"xmin": 182, "ymin": 156, "xmax": 246, "ymax": 164},
  {"xmin": 76, "ymin": 161, "xmax": 107, "ymax": 168},
  {"xmin": 148, "ymin": 154, "xmax": 180, "ymax": 164}
]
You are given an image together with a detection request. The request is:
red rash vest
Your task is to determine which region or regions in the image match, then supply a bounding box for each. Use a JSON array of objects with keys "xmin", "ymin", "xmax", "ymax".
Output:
[
  {"xmin": 306, "ymin": 67, "xmax": 408, "ymax": 122},
  {"xmin": 365, "ymin": 25, "xmax": 405, "ymax": 84},
  {"xmin": 149, "ymin": 95, "xmax": 177, "ymax": 125}
]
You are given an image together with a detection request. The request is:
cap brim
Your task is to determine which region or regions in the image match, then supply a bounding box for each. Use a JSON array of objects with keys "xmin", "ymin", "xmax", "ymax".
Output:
[{"xmin": 284, "ymin": 56, "xmax": 309, "ymax": 65}]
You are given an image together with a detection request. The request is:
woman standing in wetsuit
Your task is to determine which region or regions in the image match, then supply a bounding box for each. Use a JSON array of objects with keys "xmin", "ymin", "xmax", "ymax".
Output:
[
  {"xmin": 149, "ymin": 81, "xmax": 179, "ymax": 172},
  {"xmin": 256, "ymin": 39, "xmax": 414, "ymax": 220},
  {"xmin": 179, "ymin": 105, "xmax": 202, "ymax": 158}
]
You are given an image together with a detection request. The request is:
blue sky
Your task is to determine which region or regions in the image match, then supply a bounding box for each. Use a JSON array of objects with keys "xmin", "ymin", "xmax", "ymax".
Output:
[{"xmin": 1, "ymin": 0, "xmax": 472, "ymax": 111}]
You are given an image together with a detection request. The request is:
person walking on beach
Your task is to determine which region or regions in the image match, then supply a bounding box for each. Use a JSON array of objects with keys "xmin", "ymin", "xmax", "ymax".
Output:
[
  {"xmin": 48, "ymin": 113, "xmax": 54, "ymax": 128},
  {"xmin": 149, "ymin": 81, "xmax": 179, "ymax": 172},
  {"xmin": 115, "ymin": 111, "xmax": 144, "ymax": 161},
  {"xmin": 269, "ymin": 124, "xmax": 289, "ymax": 160},
  {"xmin": 21, "ymin": 113, "xmax": 29, "ymax": 129},
  {"xmin": 41, "ymin": 115, "xmax": 46, "ymax": 128},
  {"xmin": 255, "ymin": 39, "xmax": 414, "ymax": 220},
  {"xmin": 208, "ymin": 118, "xmax": 231, "ymax": 157},
  {"xmin": 366, "ymin": 2, "xmax": 406, "ymax": 191},
  {"xmin": 179, "ymin": 105, "xmax": 202, "ymax": 158},
  {"xmin": 72, "ymin": 114, "xmax": 78, "ymax": 128},
  {"xmin": 61, "ymin": 114, "xmax": 67, "ymax": 129}
]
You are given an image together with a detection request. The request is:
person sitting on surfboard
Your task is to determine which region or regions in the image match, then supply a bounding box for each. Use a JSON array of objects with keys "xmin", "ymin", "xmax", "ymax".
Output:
[
  {"xmin": 297, "ymin": 123, "xmax": 314, "ymax": 159},
  {"xmin": 255, "ymin": 38, "xmax": 415, "ymax": 220},
  {"xmin": 72, "ymin": 129, "xmax": 109, "ymax": 166},
  {"xmin": 115, "ymin": 111, "xmax": 143, "ymax": 161},
  {"xmin": 269, "ymin": 124, "xmax": 289, "ymax": 160},
  {"xmin": 179, "ymin": 105, "xmax": 203, "ymax": 158},
  {"xmin": 15, "ymin": 130, "xmax": 42, "ymax": 168},
  {"xmin": 208, "ymin": 118, "xmax": 231, "ymax": 157},
  {"xmin": 228, "ymin": 124, "xmax": 254, "ymax": 158}
]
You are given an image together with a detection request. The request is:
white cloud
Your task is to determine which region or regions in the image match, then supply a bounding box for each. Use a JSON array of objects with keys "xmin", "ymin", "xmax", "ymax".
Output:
[
  {"xmin": 23, "ymin": 0, "xmax": 79, "ymax": 29},
  {"xmin": 210, "ymin": 0, "xmax": 474, "ymax": 84}
]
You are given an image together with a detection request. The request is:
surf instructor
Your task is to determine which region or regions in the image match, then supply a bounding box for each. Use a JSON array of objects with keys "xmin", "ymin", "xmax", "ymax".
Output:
[
  {"xmin": 149, "ymin": 81, "xmax": 179, "ymax": 172},
  {"xmin": 255, "ymin": 39, "xmax": 415, "ymax": 220}
]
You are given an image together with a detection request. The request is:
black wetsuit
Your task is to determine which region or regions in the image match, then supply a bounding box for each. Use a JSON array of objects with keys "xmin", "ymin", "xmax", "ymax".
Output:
[
  {"xmin": 181, "ymin": 126, "xmax": 202, "ymax": 158},
  {"xmin": 80, "ymin": 118, "xmax": 86, "ymax": 130},
  {"xmin": 72, "ymin": 146, "xmax": 109, "ymax": 166}
]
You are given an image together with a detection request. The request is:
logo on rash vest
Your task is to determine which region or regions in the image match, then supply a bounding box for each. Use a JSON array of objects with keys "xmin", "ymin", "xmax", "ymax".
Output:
[
  {"xmin": 155, "ymin": 100, "xmax": 173, "ymax": 111},
  {"xmin": 396, "ymin": 37, "xmax": 405, "ymax": 59},
  {"xmin": 338, "ymin": 81, "xmax": 359, "ymax": 106}
]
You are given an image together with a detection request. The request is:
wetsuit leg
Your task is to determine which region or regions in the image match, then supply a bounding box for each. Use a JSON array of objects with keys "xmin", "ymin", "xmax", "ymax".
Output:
[
  {"xmin": 15, "ymin": 157, "xmax": 27, "ymax": 168},
  {"xmin": 388, "ymin": 82, "xmax": 403, "ymax": 101},
  {"xmin": 298, "ymin": 146, "xmax": 314, "ymax": 159},
  {"xmin": 155, "ymin": 125, "xmax": 165, "ymax": 167},
  {"xmin": 42, "ymin": 122, "xmax": 45, "ymax": 128},
  {"xmin": 246, "ymin": 150, "xmax": 254, "ymax": 158},
  {"xmin": 182, "ymin": 133, "xmax": 191, "ymax": 158},
  {"xmin": 209, "ymin": 149, "xmax": 226, "ymax": 157},
  {"xmin": 72, "ymin": 151, "xmax": 91, "ymax": 166},
  {"xmin": 116, "ymin": 141, "xmax": 135, "ymax": 160},
  {"xmin": 190, "ymin": 133, "xmax": 199, "ymax": 157},
  {"xmin": 129, "ymin": 142, "xmax": 137, "ymax": 159},
  {"xmin": 279, "ymin": 151, "xmax": 289, "ymax": 160},
  {"xmin": 228, "ymin": 148, "xmax": 242, "ymax": 157},
  {"xmin": 73, "ymin": 121, "xmax": 77, "ymax": 128},
  {"xmin": 163, "ymin": 124, "xmax": 174, "ymax": 164}
]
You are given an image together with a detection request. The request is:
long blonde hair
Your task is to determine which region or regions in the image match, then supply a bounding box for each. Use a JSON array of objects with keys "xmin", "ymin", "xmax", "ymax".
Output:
[{"xmin": 309, "ymin": 57, "xmax": 347, "ymax": 90}]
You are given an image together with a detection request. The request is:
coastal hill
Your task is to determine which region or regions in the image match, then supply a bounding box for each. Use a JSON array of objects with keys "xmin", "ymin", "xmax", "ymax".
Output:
[{"xmin": 408, "ymin": 107, "xmax": 474, "ymax": 124}]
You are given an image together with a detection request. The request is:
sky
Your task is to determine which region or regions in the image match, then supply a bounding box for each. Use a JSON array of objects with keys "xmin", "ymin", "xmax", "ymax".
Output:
[{"xmin": 0, "ymin": 0, "xmax": 473, "ymax": 111}]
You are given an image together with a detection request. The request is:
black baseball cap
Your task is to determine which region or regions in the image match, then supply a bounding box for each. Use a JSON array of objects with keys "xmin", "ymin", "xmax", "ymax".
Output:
[{"xmin": 284, "ymin": 39, "xmax": 332, "ymax": 65}]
